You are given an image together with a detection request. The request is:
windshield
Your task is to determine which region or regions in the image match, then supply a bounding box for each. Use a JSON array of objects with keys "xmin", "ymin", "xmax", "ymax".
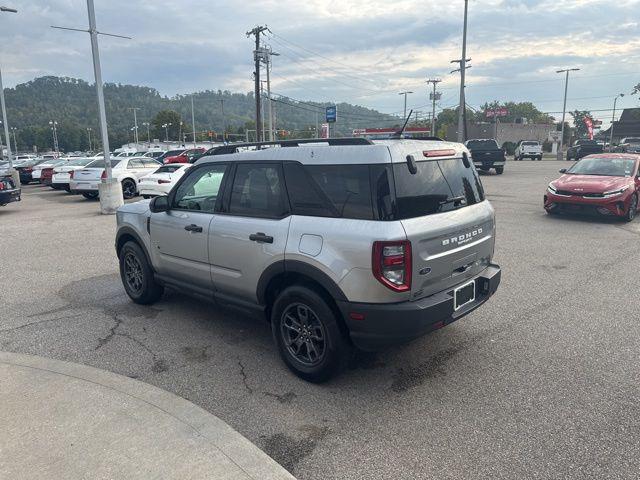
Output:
[
  {"xmin": 568, "ymin": 157, "xmax": 636, "ymax": 177},
  {"xmin": 466, "ymin": 140, "xmax": 498, "ymax": 149},
  {"xmin": 86, "ymin": 159, "xmax": 121, "ymax": 168},
  {"xmin": 576, "ymin": 140, "xmax": 598, "ymax": 145},
  {"xmin": 392, "ymin": 157, "xmax": 485, "ymax": 219},
  {"xmin": 163, "ymin": 150, "xmax": 185, "ymax": 157},
  {"xmin": 624, "ymin": 138, "xmax": 640, "ymax": 143},
  {"xmin": 66, "ymin": 158, "xmax": 94, "ymax": 166}
]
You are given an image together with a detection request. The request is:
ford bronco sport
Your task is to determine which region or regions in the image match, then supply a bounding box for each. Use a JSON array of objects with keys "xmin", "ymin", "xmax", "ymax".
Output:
[{"xmin": 115, "ymin": 138, "xmax": 501, "ymax": 382}]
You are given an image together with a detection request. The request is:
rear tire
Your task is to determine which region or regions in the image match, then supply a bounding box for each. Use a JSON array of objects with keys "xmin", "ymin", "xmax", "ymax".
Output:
[
  {"xmin": 121, "ymin": 178, "xmax": 137, "ymax": 200},
  {"xmin": 495, "ymin": 166, "xmax": 504, "ymax": 175},
  {"xmin": 118, "ymin": 241, "xmax": 164, "ymax": 304},
  {"xmin": 82, "ymin": 192, "xmax": 99, "ymax": 200},
  {"xmin": 625, "ymin": 194, "xmax": 637, "ymax": 222},
  {"xmin": 271, "ymin": 285, "xmax": 350, "ymax": 382}
]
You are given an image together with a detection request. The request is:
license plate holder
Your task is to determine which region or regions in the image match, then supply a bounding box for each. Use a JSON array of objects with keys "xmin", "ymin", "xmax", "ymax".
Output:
[{"xmin": 454, "ymin": 280, "xmax": 476, "ymax": 311}]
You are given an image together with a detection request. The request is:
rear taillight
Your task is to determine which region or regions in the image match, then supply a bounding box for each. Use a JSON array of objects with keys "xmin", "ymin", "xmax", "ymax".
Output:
[
  {"xmin": 69, "ymin": 170, "xmax": 74, "ymax": 179},
  {"xmin": 101, "ymin": 170, "xmax": 107, "ymax": 180},
  {"xmin": 372, "ymin": 240, "xmax": 412, "ymax": 292},
  {"xmin": 157, "ymin": 179, "xmax": 171, "ymax": 184}
]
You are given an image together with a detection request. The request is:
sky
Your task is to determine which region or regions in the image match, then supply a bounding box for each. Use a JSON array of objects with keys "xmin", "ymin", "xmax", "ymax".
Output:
[{"xmin": 1, "ymin": 0, "xmax": 639, "ymax": 127}]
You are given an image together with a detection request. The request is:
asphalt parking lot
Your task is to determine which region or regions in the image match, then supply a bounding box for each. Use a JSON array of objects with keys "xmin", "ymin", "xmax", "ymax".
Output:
[{"xmin": 2, "ymin": 160, "xmax": 640, "ymax": 479}]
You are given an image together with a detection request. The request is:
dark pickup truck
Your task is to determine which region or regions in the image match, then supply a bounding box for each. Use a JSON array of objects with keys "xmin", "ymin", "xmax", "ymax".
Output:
[
  {"xmin": 566, "ymin": 139, "xmax": 603, "ymax": 161},
  {"xmin": 465, "ymin": 139, "xmax": 506, "ymax": 175}
]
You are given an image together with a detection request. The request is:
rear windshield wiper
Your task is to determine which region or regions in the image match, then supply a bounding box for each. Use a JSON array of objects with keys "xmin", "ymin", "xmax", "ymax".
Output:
[{"xmin": 439, "ymin": 195, "xmax": 466, "ymax": 206}]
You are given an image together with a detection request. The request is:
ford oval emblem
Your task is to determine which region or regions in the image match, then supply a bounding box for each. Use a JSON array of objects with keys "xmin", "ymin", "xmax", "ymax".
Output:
[{"xmin": 419, "ymin": 267, "xmax": 432, "ymax": 276}]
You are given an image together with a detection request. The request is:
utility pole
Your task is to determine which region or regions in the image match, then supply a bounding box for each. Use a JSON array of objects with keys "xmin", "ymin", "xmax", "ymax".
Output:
[
  {"xmin": 129, "ymin": 107, "xmax": 139, "ymax": 145},
  {"xmin": 247, "ymin": 25, "xmax": 268, "ymax": 142},
  {"xmin": 452, "ymin": 0, "xmax": 471, "ymax": 142},
  {"xmin": 398, "ymin": 91, "xmax": 413, "ymax": 119},
  {"xmin": 0, "ymin": 5, "xmax": 17, "ymax": 185},
  {"xmin": 51, "ymin": 0, "xmax": 131, "ymax": 214},
  {"xmin": 427, "ymin": 78, "xmax": 442, "ymax": 136},
  {"xmin": 556, "ymin": 68, "xmax": 580, "ymax": 160},
  {"xmin": 257, "ymin": 46, "xmax": 279, "ymax": 141},
  {"xmin": 260, "ymin": 81, "xmax": 267, "ymax": 141},
  {"xmin": 162, "ymin": 123, "xmax": 171, "ymax": 141},
  {"xmin": 610, "ymin": 93, "xmax": 625, "ymax": 150}
]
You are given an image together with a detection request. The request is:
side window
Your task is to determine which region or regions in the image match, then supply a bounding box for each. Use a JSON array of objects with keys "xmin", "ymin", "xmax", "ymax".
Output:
[
  {"xmin": 228, "ymin": 163, "xmax": 287, "ymax": 218},
  {"xmin": 142, "ymin": 159, "xmax": 158, "ymax": 168},
  {"xmin": 172, "ymin": 164, "xmax": 227, "ymax": 213},
  {"xmin": 128, "ymin": 159, "xmax": 143, "ymax": 168}
]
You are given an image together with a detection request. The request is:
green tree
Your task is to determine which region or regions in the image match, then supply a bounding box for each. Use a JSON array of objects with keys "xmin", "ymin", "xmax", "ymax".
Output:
[
  {"xmin": 570, "ymin": 110, "xmax": 592, "ymax": 138},
  {"xmin": 151, "ymin": 110, "xmax": 186, "ymax": 142}
]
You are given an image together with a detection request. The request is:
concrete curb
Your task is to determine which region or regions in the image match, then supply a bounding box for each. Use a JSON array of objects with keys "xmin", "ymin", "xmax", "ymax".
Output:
[{"xmin": 0, "ymin": 351, "xmax": 295, "ymax": 480}]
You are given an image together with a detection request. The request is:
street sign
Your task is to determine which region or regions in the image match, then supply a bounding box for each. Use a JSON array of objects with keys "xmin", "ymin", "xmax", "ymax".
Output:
[
  {"xmin": 429, "ymin": 92, "xmax": 442, "ymax": 101},
  {"xmin": 321, "ymin": 123, "xmax": 330, "ymax": 138},
  {"xmin": 486, "ymin": 108, "xmax": 508, "ymax": 118},
  {"xmin": 548, "ymin": 131, "xmax": 561, "ymax": 142},
  {"xmin": 325, "ymin": 105, "xmax": 337, "ymax": 123}
]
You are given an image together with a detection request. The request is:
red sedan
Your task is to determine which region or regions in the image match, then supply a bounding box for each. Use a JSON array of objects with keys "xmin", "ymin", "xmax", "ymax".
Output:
[
  {"xmin": 544, "ymin": 154, "xmax": 640, "ymax": 222},
  {"xmin": 163, "ymin": 148, "xmax": 206, "ymax": 164}
]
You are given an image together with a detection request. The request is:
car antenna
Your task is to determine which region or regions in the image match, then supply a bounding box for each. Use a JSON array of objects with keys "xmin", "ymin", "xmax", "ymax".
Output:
[{"xmin": 392, "ymin": 109, "xmax": 413, "ymax": 139}]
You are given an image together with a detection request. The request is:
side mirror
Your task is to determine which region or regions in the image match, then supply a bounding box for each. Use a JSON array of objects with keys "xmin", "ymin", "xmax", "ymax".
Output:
[
  {"xmin": 149, "ymin": 195, "xmax": 169, "ymax": 213},
  {"xmin": 559, "ymin": 168, "xmax": 567, "ymax": 174}
]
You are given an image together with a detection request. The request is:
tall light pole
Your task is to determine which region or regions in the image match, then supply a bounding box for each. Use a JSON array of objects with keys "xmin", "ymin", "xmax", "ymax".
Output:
[
  {"xmin": 610, "ymin": 93, "xmax": 625, "ymax": 150},
  {"xmin": 129, "ymin": 107, "xmax": 139, "ymax": 145},
  {"xmin": 49, "ymin": 121, "xmax": 59, "ymax": 155},
  {"xmin": 0, "ymin": 5, "xmax": 17, "ymax": 184},
  {"xmin": 142, "ymin": 122, "xmax": 150, "ymax": 144},
  {"xmin": 162, "ymin": 123, "xmax": 171, "ymax": 142},
  {"xmin": 10, "ymin": 126, "xmax": 17, "ymax": 152},
  {"xmin": 258, "ymin": 46, "xmax": 279, "ymax": 141},
  {"xmin": 399, "ymin": 91, "xmax": 413, "ymax": 119},
  {"xmin": 556, "ymin": 68, "xmax": 580, "ymax": 160},
  {"xmin": 51, "ymin": 0, "xmax": 131, "ymax": 214},
  {"xmin": 219, "ymin": 99, "xmax": 226, "ymax": 143},
  {"xmin": 191, "ymin": 95, "xmax": 197, "ymax": 147},
  {"xmin": 427, "ymin": 78, "xmax": 442, "ymax": 136},
  {"xmin": 86, "ymin": 127, "xmax": 92, "ymax": 151}
]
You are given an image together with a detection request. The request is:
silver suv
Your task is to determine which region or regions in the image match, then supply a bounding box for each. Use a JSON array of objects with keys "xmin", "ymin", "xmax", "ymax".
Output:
[{"xmin": 115, "ymin": 138, "xmax": 501, "ymax": 381}]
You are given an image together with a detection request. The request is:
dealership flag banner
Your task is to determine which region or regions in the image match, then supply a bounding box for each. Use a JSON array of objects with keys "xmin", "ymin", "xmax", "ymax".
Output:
[{"xmin": 584, "ymin": 117, "xmax": 594, "ymax": 140}]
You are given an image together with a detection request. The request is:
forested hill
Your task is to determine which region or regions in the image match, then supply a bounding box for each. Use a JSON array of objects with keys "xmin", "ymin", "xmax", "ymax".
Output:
[{"xmin": 3, "ymin": 76, "xmax": 400, "ymax": 152}]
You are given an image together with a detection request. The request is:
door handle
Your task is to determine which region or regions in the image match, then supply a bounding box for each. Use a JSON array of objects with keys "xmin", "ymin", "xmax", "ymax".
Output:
[
  {"xmin": 184, "ymin": 224, "xmax": 203, "ymax": 233},
  {"xmin": 249, "ymin": 232, "xmax": 274, "ymax": 244}
]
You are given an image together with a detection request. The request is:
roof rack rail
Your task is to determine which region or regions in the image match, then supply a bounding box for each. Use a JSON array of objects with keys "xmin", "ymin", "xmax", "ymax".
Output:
[{"xmin": 205, "ymin": 137, "xmax": 373, "ymax": 156}]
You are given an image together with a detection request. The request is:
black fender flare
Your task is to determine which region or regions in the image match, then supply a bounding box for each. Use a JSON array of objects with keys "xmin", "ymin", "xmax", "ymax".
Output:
[
  {"xmin": 256, "ymin": 260, "xmax": 348, "ymax": 306},
  {"xmin": 115, "ymin": 226, "xmax": 153, "ymax": 269}
]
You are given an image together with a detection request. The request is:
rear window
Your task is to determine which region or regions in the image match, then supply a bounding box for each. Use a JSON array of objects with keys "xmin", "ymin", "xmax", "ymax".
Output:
[
  {"xmin": 466, "ymin": 140, "xmax": 498, "ymax": 149},
  {"xmin": 164, "ymin": 150, "xmax": 185, "ymax": 157},
  {"xmin": 86, "ymin": 159, "xmax": 121, "ymax": 168},
  {"xmin": 284, "ymin": 163, "xmax": 374, "ymax": 220},
  {"xmin": 522, "ymin": 141, "xmax": 539, "ymax": 146},
  {"xmin": 156, "ymin": 165, "xmax": 185, "ymax": 173},
  {"xmin": 392, "ymin": 158, "xmax": 484, "ymax": 219}
]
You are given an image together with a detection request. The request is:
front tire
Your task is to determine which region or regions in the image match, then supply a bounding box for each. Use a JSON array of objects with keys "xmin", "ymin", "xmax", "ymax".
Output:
[
  {"xmin": 271, "ymin": 286, "xmax": 349, "ymax": 382},
  {"xmin": 625, "ymin": 194, "xmax": 638, "ymax": 222},
  {"xmin": 495, "ymin": 166, "xmax": 504, "ymax": 175},
  {"xmin": 118, "ymin": 241, "xmax": 164, "ymax": 304}
]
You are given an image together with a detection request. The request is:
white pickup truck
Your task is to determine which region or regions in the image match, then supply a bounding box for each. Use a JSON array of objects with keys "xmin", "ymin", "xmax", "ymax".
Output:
[{"xmin": 514, "ymin": 141, "xmax": 543, "ymax": 161}]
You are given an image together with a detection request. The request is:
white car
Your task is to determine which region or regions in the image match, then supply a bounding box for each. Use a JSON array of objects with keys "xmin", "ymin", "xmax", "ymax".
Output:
[
  {"xmin": 51, "ymin": 157, "xmax": 96, "ymax": 191},
  {"xmin": 138, "ymin": 163, "xmax": 191, "ymax": 198},
  {"xmin": 32, "ymin": 158, "xmax": 69, "ymax": 182},
  {"xmin": 514, "ymin": 141, "xmax": 543, "ymax": 161},
  {"xmin": 70, "ymin": 157, "xmax": 161, "ymax": 200}
]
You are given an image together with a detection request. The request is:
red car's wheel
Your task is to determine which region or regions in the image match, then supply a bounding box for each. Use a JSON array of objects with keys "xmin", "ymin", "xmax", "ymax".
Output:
[{"xmin": 625, "ymin": 194, "xmax": 638, "ymax": 222}]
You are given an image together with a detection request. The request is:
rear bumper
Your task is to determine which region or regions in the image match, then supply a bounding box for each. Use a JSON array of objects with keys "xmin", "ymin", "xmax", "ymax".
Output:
[
  {"xmin": 474, "ymin": 161, "xmax": 505, "ymax": 168},
  {"xmin": 70, "ymin": 181, "xmax": 99, "ymax": 193},
  {"xmin": 0, "ymin": 188, "xmax": 21, "ymax": 205},
  {"xmin": 338, "ymin": 264, "xmax": 501, "ymax": 351}
]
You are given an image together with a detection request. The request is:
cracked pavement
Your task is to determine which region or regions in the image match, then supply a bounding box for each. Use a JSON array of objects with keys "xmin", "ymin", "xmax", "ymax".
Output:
[{"xmin": 2, "ymin": 161, "xmax": 640, "ymax": 479}]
